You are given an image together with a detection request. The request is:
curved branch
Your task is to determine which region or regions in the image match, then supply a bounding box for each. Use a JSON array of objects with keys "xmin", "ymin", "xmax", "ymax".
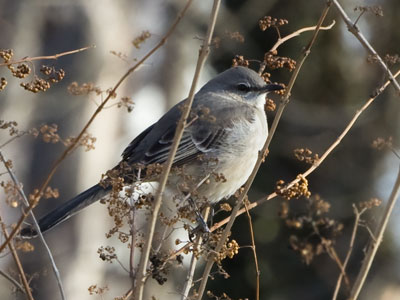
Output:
[{"xmin": 270, "ymin": 20, "xmax": 335, "ymax": 52}]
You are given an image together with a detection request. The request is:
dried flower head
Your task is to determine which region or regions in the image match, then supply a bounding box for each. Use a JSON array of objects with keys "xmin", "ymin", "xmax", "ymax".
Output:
[
  {"xmin": 1, "ymin": 180, "xmax": 23, "ymax": 207},
  {"xmin": 232, "ymin": 55, "xmax": 249, "ymax": 68},
  {"xmin": 281, "ymin": 194, "xmax": 343, "ymax": 264},
  {"xmin": 68, "ymin": 81, "xmax": 103, "ymax": 96},
  {"xmin": 0, "ymin": 77, "xmax": 7, "ymax": 91},
  {"xmin": 264, "ymin": 51, "xmax": 296, "ymax": 71},
  {"xmin": 259, "ymin": 16, "xmax": 288, "ymax": 31},
  {"xmin": 0, "ymin": 120, "xmax": 19, "ymax": 136},
  {"xmin": 88, "ymin": 284, "xmax": 109, "ymax": 295},
  {"xmin": 8, "ymin": 63, "xmax": 31, "ymax": 78},
  {"xmin": 371, "ymin": 136, "xmax": 392, "ymax": 150},
  {"xmin": 118, "ymin": 96, "xmax": 135, "ymax": 112},
  {"xmin": 265, "ymin": 98, "xmax": 276, "ymax": 112},
  {"xmin": 294, "ymin": 148, "xmax": 319, "ymax": 165},
  {"xmin": 359, "ymin": 197, "xmax": 382, "ymax": 210},
  {"xmin": 354, "ymin": 5, "xmax": 383, "ymax": 17},
  {"xmin": 132, "ymin": 30, "xmax": 151, "ymax": 49},
  {"xmin": 275, "ymin": 175, "xmax": 311, "ymax": 200},
  {"xmin": 384, "ymin": 54, "xmax": 400, "ymax": 66}
]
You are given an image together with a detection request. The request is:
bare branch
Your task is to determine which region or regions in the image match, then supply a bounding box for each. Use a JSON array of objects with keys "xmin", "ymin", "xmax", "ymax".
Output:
[
  {"xmin": 196, "ymin": 3, "xmax": 332, "ymax": 299},
  {"xmin": 332, "ymin": 205, "xmax": 365, "ymax": 300},
  {"xmin": 244, "ymin": 201, "xmax": 260, "ymax": 300},
  {"xmin": 349, "ymin": 167, "xmax": 400, "ymax": 299},
  {"xmin": 181, "ymin": 208, "xmax": 210, "ymax": 300},
  {"xmin": 271, "ymin": 20, "xmax": 335, "ymax": 52},
  {"xmin": 332, "ymin": 0, "xmax": 400, "ymax": 94},
  {"xmin": 133, "ymin": 0, "xmax": 220, "ymax": 299},
  {"xmin": 0, "ymin": 269, "xmax": 26, "ymax": 294},
  {"xmin": 0, "ymin": 217, "xmax": 34, "ymax": 300},
  {"xmin": 0, "ymin": 150, "xmax": 66, "ymax": 300},
  {"xmin": 0, "ymin": 45, "xmax": 94, "ymax": 67}
]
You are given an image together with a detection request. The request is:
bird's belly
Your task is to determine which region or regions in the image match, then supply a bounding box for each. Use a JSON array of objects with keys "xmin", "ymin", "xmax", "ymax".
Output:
[{"xmin": 183, "ymin": 112, "xmax": 267, "ymax": 203}]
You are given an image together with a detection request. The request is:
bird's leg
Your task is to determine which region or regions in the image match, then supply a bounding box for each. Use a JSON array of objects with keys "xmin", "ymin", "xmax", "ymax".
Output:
[
  {"xmin": 209, "ymin": 205, "xmax": 215, "ymax": 228},
  {"xmin": 188, "ymin": 197, "xmax": 210, "ymax": 234},
  {"xmin": 179, "ymin": 173, "xmax": 213, "ymax": 241}
]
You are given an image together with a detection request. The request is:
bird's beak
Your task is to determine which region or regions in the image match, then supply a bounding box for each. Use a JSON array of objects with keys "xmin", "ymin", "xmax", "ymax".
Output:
[{"xmin": 260, "ymin": 84, "xmax": 284, "ymax": 93}]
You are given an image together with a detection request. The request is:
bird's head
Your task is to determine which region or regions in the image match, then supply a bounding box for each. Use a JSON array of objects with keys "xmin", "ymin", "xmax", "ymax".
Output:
[{"xmin": 199, "ymin": 66, "xmax": 283, "ymax": 107}]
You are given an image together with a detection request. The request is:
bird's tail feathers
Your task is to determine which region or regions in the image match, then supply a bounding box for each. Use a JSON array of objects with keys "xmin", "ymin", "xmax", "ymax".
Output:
[{"xmin": 20, "ymin": 184, "xmax": 110, "ymax": 238}]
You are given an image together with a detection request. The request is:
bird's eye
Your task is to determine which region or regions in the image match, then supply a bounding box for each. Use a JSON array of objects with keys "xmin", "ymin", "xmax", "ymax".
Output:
[{"xmin": 237, "ymin": 83, "xmax": 251, "ymax": 92}]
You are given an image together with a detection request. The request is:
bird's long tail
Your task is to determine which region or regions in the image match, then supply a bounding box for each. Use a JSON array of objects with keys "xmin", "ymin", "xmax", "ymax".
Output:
[{"xmin": 20, "ymin": 184, "xmax": 110, "ymax": 238}]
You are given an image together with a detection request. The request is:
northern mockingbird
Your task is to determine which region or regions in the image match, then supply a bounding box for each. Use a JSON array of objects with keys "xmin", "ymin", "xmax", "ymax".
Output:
[{"xmin": 21, "ymin": 66, "xmax": 283, "ymax": 238}]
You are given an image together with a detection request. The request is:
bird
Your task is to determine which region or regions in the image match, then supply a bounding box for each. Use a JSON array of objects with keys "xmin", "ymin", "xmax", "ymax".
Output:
[{"xmin": 20, "ymin": 66, "xmax": 283, "ymax": 238}]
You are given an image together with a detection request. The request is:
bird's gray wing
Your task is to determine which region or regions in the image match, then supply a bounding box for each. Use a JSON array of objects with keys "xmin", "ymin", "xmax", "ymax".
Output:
[
  {"xmin": 122, "ymin": 95, "xmax": 256, "ymax": 167},
  {"xmin": 122, "ymin": 100, "xmax": 226, "ymax": 167}
]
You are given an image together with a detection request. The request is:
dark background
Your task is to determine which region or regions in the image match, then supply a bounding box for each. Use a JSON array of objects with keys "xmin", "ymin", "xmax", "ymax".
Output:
[{"xmin": 1, "ymin": 0, "xmax": 399, "ymax": 299}]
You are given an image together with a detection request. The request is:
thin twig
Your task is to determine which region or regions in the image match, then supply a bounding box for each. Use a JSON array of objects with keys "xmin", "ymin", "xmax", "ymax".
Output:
[
  {"xmin": 210, "ymin": 68, "xmax": 400, "ymax": 231},
  {"xmin": 0, "ymin": 269, "xmax": 26, "ymax": 294},
  {"xmin": 0, "ymin": 217, "xmax": 34, "ymax": 300},
  {"xmin": 133, "ymin": 1, "xmax": 221, "ymax": 299},
  {"xmin": 129, "ymin": 202, "xmax": 136, "ymax": 279},
  {"xmin": 244, "ymin": 201, "xmax": 260, "ymax": 300},
  {"xmin": 271, "ymin": 20, "xmax": 335, "ymax": 52},
  {"xmin": 332, "ymin": 0, "xmax": 400, "ymax": 94},
  {"xmin": 0, "ymin": 132, "xmax": 29, "ymax": 149},
  {"xmin": 0, "ymin": 150, "xmax": 66, "ymax": 300},
  {"xmin": 349, "ymin": 166, "xmax": 400, "ymax": 300},
  {"xmin": 196, "ymin": 4, "xmax": 332, "ymax": 299},
  {"xmin": 259, "ymin": 20, "xmax": 335, "ymax": 75},
  {"xmin": 0, "ymin": 45, "xmax": 94, "ymax": 67},
  {"xmin": 332, "ymin": 205, "xmax": 365, "ymax": 300},
  {"xmin": 122, "ymin": 288, "xmax": 133, "ymax": 300},
  {"xmin": 0, "ymin": 0, "xmax": 190, "ymax": 253},
  {"xmin": 181, "ymin": 208, "xmax": 210, "ymax": 300}
]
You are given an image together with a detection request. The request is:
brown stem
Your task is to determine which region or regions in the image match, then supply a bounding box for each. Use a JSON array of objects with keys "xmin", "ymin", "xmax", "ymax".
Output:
[
  {"xmin": 0, "ymin": 150, "xmax": 66, "ymax": 300},
  {"xmin": 349, "ymin": 166, "xmax": 400, "ymax": 299},
  {"xmin": 332, "ymin": 205, "xmax": 366, "ymax": 300},
  {"xmin": 244, "ymin": 201, "xmax": 260, "ymax": 300},
  {"xmin": 332, "ymin": 0, "xmax": 400, "ymax": 94},
  {"xmin": 0, "ymin": 217, "xmax": 34, "ymax": 300},
  {"xmin": 132, "ymin": 0, "xmax": 216, "ymax": 299},
  {"xmin": 0, "ymin": 45, "xmax": 94, "ymax": 67}
]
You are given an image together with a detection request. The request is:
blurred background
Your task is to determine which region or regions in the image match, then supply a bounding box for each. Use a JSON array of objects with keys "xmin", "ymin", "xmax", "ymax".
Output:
[{"xmin": 1, "ymin": 0, "xmax": 400, "ymax": 299}]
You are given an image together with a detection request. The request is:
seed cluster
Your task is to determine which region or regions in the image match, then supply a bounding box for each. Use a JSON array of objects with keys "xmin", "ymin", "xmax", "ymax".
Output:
[
  {"xmin": 294, "ymin": 148, "xmax": 319, "ymax": 165},
  {"xmin": 259, "ymin": 16, "xmax": 289, "ymax": 31},
  {"xmin": 9, "ymin": 63, "xmax": 31, "ymax": 78},
  {"xmin": 0, "ymin": 77, "xmax": 7, "ymax": 91},
  {"xmin": 132, "ymin": 30, "xmax": 151, "ymax": 49},
  {"xmin": 371, "ymin": 136, "xmax": 392, "ymax": 150},
  {"xmin": 232, "ymin": 55, "xmax": 249, "ymax": 67},
  {"xmin": 1, "ymin": 49, "xmax": 66, "ymax": 93},
  {"xmin": 354, "ymin": 5, "xmax": 383, "ymax": 17},
  {"xmin": 280, "ymin": 194, "xmax": 344, "ymax": 265},
  {"xmin": 264, "ymin": 50, "xmax": 296, "ymax": 71},
  {"xmin": 276, "ymin": 175, "xmax": 311, "ymax": 200}
]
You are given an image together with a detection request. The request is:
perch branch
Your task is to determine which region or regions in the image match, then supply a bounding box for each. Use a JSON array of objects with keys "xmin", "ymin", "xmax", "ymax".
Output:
[{"xmin": 132, "ymin": 1, "xmax": 221, "ymax": 299}]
